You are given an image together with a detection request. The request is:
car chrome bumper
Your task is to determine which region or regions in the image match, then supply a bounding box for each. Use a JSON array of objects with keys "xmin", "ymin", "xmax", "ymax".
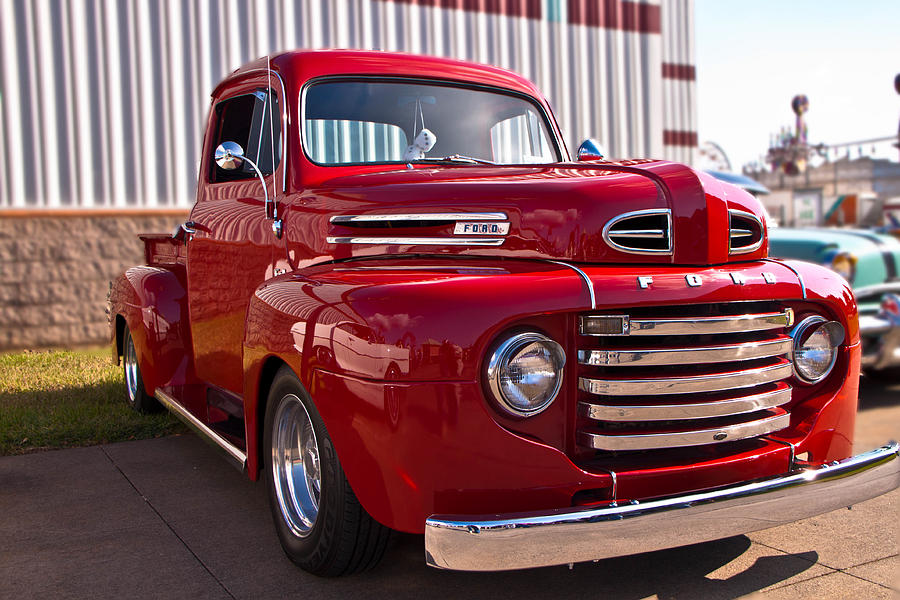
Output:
[
  {"xmin": 424, "ymin": 442, "xmax": 900, "ymax": 571},
  {"xmin": 859, "ymin": 292, "xmax": 900, "ymax": 369},
  {"xmin": 854, "ymin": 282, "xmax": 900, "ymax": 301}
]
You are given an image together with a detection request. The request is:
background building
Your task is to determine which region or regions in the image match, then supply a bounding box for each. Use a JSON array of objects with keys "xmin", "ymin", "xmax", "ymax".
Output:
[
  {"xmin": 0, "ymin": 0, "xmax": 696, "ymax": 349},
  {"xmin": 748, "ymin": 157, "xmax": 900, "ymax": 228}
]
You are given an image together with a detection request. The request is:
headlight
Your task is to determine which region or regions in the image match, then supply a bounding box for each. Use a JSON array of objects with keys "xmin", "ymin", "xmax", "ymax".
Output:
[
  {"xmin": 486, "ymin": 332, "xmax": 566, "ymax": 417},
  {"xmin": 828, "ymin": 252, "xmax": 856, "ymax": 284},
  {"xmin": 790, "ymin": 316, "xmax": 845, "ymax": 384}
]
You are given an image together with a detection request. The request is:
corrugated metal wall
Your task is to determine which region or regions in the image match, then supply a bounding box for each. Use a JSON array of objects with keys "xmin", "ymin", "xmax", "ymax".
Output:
[
  {"xmin": 0, "ymin": 0, "xmax": 695, "ymax": 209},
  {"xmin": 660, "ymin": 0, "xmax": 697, "ymax": 165}
]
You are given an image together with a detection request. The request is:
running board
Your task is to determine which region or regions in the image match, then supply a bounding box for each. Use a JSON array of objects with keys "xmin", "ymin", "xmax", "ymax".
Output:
[{"xmin": 155, "ymin": 389, "xmax": 247, "ymax": 473}]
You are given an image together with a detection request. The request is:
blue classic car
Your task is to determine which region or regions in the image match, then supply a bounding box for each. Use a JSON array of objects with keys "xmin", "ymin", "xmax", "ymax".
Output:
[
  {"xmin": 767, "ymin": 228, "xmax": 900, "ymax": 374},
  {"xmin": 709, "ymin": 171, "xmax": 900, "ymax": 375}
]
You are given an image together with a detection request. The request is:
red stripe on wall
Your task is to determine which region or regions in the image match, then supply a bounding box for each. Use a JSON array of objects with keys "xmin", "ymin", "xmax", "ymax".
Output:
[
  {"xmin": 379, "ymin": 0, "xmax": 541, "ymax": 19},
  {"xmin": 662, "ymin": 62, "xmax": 696, "ymax": 81},
  {"xmin": 663, "ymin": 130, "xmax": 698, "ymax": 147},
  {"xmin": 567, "ymin": 0, "xmax": 661, "ymax": 33}
]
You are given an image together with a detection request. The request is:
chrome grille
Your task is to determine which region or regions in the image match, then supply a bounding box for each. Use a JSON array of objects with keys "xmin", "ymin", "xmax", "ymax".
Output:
[{"xmin": 577, "ymin": 305, "xmax": 794, "ymax": 452}]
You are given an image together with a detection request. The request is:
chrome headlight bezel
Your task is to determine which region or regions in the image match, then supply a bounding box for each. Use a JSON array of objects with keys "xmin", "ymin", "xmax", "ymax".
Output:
[
  {"xmin": 790, "ymin": 315, "xmax": 845, "ymax": 384},
  {"xmin": 486, "ymin": 332, "xmax": 566, "ymax": 417}
]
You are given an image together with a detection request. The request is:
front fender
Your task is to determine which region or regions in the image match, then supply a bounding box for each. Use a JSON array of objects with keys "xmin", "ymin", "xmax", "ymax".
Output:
[{"xmin": 241, "ymin": 257, "xmax": 589, "ymax": 487}]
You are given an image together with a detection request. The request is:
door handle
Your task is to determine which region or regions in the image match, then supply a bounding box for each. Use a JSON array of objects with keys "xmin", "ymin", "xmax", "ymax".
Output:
[
  {"xmin": 174, "ymin": 221, "xmax": 199, "ymax": 243},
  {"xmin": 181, "ymin": 221, "xmax": 198, "ymax": 235}
]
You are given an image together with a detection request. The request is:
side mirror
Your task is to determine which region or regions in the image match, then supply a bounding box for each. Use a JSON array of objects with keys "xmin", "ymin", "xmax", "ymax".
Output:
[
  {"xmin": 212, "ymin": 141, "xmax": 280, "ymax": 235},
  {"xmin": 215, "ymin": 141, "xmax": 245, "ymax": 170},
  {"xmin": 577, "ymin": 139, "xmax": 605, "ymax": 161}
]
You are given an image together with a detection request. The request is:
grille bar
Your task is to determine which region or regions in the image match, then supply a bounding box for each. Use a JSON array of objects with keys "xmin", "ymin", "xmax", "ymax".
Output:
[
  {"xmin": 578, "ymin": 411, "xmax": 791, "ymax": 451},
  {"xmin": 578, "ymin": 385, "xmax": 792, "ymax": 422},
  {"xmin": 625, "ymin": 309, "xmax": 794, "ymax": 336},
  {"xmin": 577, "ymin": 336, "xmax": 792, "ymax": 367},
  {"xmin": 579, "ymin": 361, "xmax": 793, "ymax": 396}
]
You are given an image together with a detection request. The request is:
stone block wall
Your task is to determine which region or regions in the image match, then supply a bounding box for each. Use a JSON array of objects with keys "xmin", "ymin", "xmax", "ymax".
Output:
[{"xmin": 0, "ymin": 210, "xmax": 188, "ymax": 350}]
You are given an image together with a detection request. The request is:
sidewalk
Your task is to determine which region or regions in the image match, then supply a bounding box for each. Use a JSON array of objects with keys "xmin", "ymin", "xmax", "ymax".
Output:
[{"xmin": 1, "ymin": 384, "xmax": 897, "ymax": 599}]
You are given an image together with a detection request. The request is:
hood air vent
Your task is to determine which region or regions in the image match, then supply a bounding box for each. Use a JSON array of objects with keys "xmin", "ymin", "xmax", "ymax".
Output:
[
  {"xmin": 729, "ymin": 210, "xmax": 764, "ymax": 255},
  {"xmin": 602, "ymin": 209, "xmax": 672, "ymax": 255}
]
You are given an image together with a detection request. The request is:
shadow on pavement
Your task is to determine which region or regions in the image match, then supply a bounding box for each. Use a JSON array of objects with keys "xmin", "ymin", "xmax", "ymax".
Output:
[
  {"xmin": 859, "ymin": 375, "xmax": 900, "ymax": 410},
  {"xmin": 356, "ymin": 533, "xmax": 819, "ymax": 600}
]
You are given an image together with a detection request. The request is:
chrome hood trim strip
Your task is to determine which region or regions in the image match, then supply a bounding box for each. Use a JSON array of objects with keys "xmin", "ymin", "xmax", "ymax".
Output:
[
  {"xmin": 763, "ymin": 259, "xmax": 807, "ymax": 299},
  {"xmin": 330, "ymin": 212, "xmax": 508, "ymax": 223},
  {"xmin": 326, "ymin": 236, "xmax": 505, "ymax": 246},
  {"xmin": 545, "ymin": 260, "xmax": 596, "ymax": 309}
]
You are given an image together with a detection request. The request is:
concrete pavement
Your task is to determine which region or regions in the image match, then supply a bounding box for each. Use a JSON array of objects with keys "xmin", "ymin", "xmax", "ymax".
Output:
[{"xmin": 1, "ymin": 379, "xmax": 898, "ymax": 599}]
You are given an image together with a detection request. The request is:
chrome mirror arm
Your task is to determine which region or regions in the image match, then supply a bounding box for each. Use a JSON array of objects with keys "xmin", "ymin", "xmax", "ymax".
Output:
[
  {"xmin": 214, "ymin": 141, "xmax": 277, "ymax": 221},
  {"xmin": 238, "ymin": 154, "xmax": 273, "ymax": 219}
]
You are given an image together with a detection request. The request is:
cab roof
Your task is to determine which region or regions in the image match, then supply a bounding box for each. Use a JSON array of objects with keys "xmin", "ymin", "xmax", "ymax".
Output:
[{"xmin": 213, "ymin": 49, "xmax": 546, "ymax": 102}]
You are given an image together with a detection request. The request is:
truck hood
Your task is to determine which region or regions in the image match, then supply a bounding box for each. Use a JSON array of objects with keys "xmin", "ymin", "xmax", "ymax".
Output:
[{"xmin": 287, "ymin": 160, "xmax": 770, "ymax": 266}]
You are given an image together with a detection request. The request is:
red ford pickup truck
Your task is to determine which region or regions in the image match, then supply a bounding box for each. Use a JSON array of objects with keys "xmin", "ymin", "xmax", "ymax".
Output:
[{"xmin": 108, "ymin": 50, "xmax": 899, "ymax": 576}]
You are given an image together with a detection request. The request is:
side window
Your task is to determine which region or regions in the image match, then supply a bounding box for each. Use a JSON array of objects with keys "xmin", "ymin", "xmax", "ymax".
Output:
[{"xmin": 210, "ymin": 89, "xmax": 282, "ymax": 183}]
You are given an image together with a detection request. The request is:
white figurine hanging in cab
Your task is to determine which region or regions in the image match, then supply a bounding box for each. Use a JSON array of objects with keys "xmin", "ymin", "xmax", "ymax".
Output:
[{"xmin": 403, "ymin": 128, "xmax": 436, "ymax": 161}]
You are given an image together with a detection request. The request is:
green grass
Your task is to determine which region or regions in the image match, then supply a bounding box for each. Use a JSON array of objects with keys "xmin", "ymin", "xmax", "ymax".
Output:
[{"xmin": 0, "ymin": 348, "xmax": 186, "ymax": 455}]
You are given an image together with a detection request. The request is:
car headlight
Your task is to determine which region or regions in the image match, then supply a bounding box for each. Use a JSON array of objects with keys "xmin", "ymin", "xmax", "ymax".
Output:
[
  {"xmin": 828, "ymin": 252, "xmax": 856, "ymax": 284},
  {"xmin": 486, "ymin": 332, "xmax": 566, "ymax": 417},
  {"xmin": 790, "ymin": 316, "xmax": 845, "ymax": 384}
]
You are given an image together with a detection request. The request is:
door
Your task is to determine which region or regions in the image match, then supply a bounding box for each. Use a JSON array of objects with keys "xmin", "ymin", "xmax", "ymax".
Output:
[{"xmin": 186, "ymin": 82, "xmax": 283, "ymax": 399}]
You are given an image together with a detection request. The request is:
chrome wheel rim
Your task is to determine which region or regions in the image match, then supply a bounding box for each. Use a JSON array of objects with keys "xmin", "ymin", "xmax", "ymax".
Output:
[
  {"xmin": 272, "ymin": 393, "xmax": 321, "ymax": 537},
  {"xmin": 124, "ymin": 332, "xmax": 139, "ymax": 404}
]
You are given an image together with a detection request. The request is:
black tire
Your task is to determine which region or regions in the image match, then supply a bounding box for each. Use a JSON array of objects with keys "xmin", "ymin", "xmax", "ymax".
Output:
[
  {"xmin": 122, "ymin": 327, "xmax": 161, "ymax": 413},
  {"xmin": 263, "ymin": 367, "xmax": 390, "ymax": 576}
]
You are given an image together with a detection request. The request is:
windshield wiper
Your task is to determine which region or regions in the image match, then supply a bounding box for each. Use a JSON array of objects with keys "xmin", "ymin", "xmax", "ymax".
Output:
[{"xmin": 413, "ymin": 154, "xmax": 497, "ymax": 165}]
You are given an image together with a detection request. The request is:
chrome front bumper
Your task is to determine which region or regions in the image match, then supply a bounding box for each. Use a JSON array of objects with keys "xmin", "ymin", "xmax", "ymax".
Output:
[{"xmin": 425, "ymin": 442, "xmax": 900, "ymax": 571}]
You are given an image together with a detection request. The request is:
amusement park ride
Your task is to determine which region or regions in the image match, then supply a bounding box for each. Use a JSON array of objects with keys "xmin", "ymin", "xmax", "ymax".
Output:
[
  {"xmin": 765, "ymin": 73, "xmax": 900, "ymax": 175},
  {"xmin": 765, "ymin": 94, "xmax": 826, "ymax": 176}
]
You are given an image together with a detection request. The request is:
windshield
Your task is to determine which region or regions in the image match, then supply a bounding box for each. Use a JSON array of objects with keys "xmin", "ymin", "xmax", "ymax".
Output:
[{"xmin": 303, "ymin": 80, "xmax": 560, "ymax": 165}]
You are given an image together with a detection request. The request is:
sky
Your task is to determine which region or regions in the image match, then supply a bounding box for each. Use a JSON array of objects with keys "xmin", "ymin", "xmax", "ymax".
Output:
[{"xmin": 695, "ymin": 0, "xmax": 900, "ymax": 171}]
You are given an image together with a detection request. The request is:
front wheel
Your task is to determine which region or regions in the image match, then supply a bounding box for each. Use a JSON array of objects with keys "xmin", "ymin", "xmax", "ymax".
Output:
[{"xmin": 264, "ymin": 367, "xmax": 390, "ymax": 576}]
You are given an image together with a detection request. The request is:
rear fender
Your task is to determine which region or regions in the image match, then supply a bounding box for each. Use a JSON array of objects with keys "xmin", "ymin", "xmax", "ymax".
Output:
[{"xmin": 109, "ymin": 266, "xmax": 195, "ymax": 395}]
